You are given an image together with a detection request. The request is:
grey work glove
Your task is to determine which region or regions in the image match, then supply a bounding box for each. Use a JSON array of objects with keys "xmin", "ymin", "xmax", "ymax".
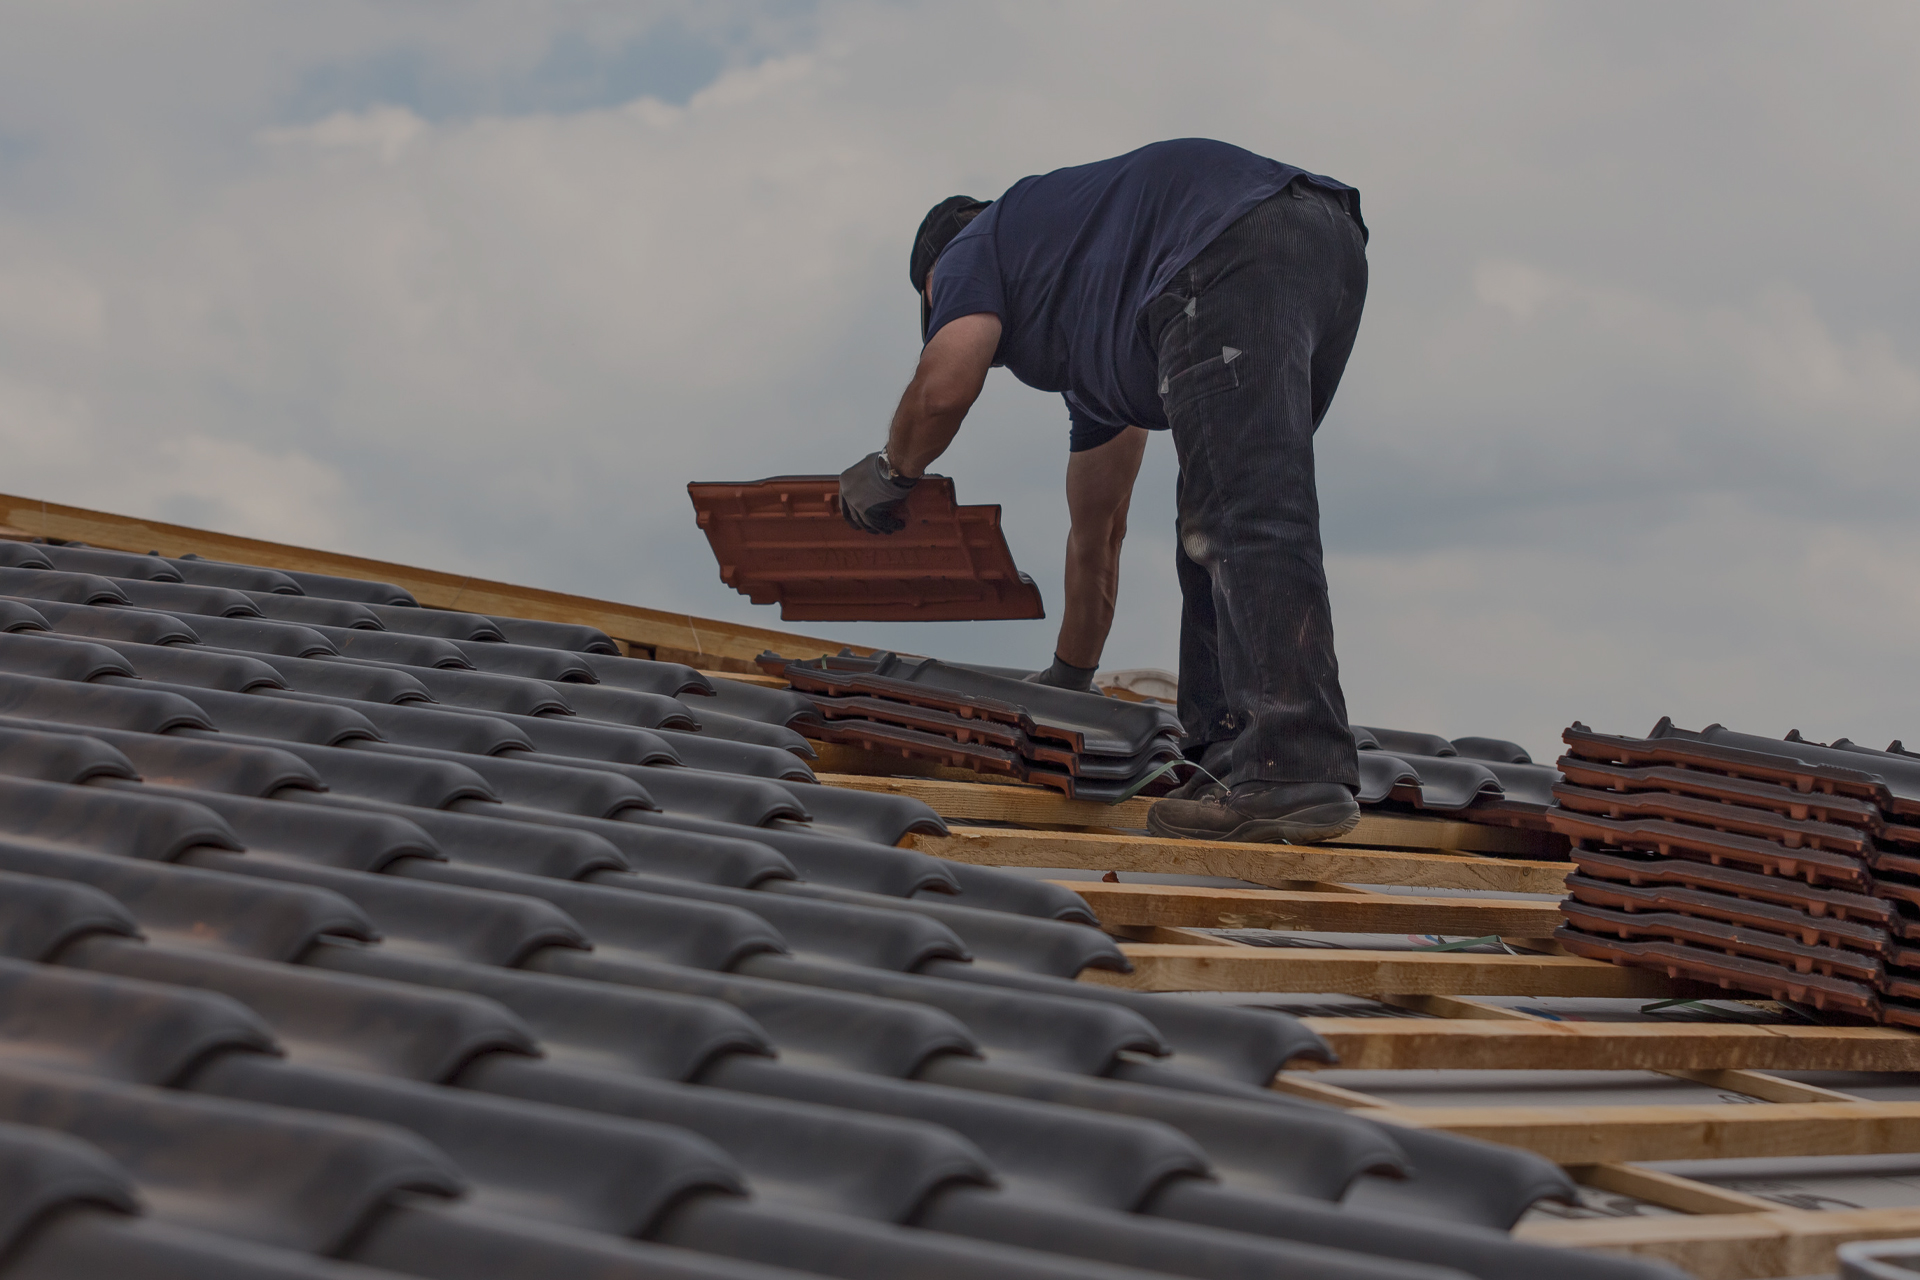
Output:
[
  {"xmin": 1025, "ymin": 654, "xmax": 1099, "ymax": 692},
  {"xmin": 838, "ymin": 451, "xmax": 918, "ymax": 534}
]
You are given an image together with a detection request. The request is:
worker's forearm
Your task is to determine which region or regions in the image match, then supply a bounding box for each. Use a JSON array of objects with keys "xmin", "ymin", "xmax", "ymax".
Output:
[
  {"xmin": 1055, "ymin": 531, "xmax": 1123, "ymax": 668},
  {"xmin": 882, "ymin": 313, "xmax": 1001, "ymax": 478},
  {"xmin": 884, "ymin": 393, "xmax": 967, "ymax": 479}
]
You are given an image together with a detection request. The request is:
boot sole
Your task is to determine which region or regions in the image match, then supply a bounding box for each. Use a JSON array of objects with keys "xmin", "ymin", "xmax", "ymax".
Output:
[{"xmin": 1147, "ymin": 802, "xmax": 1362, "ymax": 846}]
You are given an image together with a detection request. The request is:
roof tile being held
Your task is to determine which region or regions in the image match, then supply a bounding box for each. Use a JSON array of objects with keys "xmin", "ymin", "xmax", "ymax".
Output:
[{"xmin": 688, "ymin": 476, "xmax": 1043, "ymax": 622}]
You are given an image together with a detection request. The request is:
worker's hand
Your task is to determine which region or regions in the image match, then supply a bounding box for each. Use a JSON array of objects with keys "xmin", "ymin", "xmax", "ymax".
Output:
[
  {"xmin": 1024, "ymin": 654, "xmax": 1099, "ymax": 692},
  {"xmin": 838, "ymin": 452, "xmax": 918, "ymax": 534}
]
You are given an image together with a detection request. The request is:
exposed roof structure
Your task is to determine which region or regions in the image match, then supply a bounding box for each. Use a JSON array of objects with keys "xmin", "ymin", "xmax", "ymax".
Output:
[{"xmin": 0, "ymin": 514, "xmax": 1699, "ymax": 1280}]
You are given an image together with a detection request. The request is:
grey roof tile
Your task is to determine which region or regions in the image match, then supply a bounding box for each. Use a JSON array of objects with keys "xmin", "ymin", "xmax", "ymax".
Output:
[
  {"xmin": 0, "ymin": 844, "xmax": 372, "ymax": 961},
  {"xmin": 649, "ymin": 732, "xmax": 813, "ymax": 781},
  {"xmin": 253, "ymin": 567, "xmax": 413, "ymax": 607},
  {"xmin": 362, "ymin": 605, "xmax": 503, "ymax": 644},
  {"xmin": 0, "ymin": 956, "xmax": 277, "ymax": 1085},
  {"xmin": 184, "ymin": 853, "xmax": 585, "ymax": 968},
  {"xmin": 451, "ymin": 640, "xmax": 595, "ymax": 684},
  {"xmin": 0, "ymin": 774, "xmax": 240, "ymax": 860},
  {"xmin": 0, "ymin": 724, "xmax": 139, "ymax": 785},
  {"xmin": 396, "ymin": 800, "xmax": 793, "ymax": 887},
  {"xmin": 19, "ymin": 597, "xmax": 196, "ymax": 645},
  {"xmin": 241, "ymin": 594, "xmax": 386, "ymax": 630},
  {"xmin": 176, "ymin": 615, "xmax": 334, "ymax": 658},
  {"xmin": 0, "ymin": 632, "xmax": 136, "ymax": 682},
  {"xmin": 0, "ymin": 1122, "xmax": 140, "ymax": 1256},
  {"xmin": 307, "ymin": 625, "xmax": 464, "ymax": 668},
  {"xmin": 464, "ymin": 1053, "xmax": 994, "ymax": 1224},
  {"xmin": 222, "ymin": 652, "xmax": 432, "ymax": 704},
  {"xmin": 352, "ymin": 743, "xmax": 652, "ymax": 819},
  {"xmin": 33, "ymin": 546, "xmax": 183, "ymax": 582},
  {"xmin": 165, "ymin": 559, "xmax": 305, "ymax": 596},
  {"xmin": 575, "ymin": 651, "xmax": 712, "ymax": 696},
  {"xmin": 8, "ymin": 1210, "xmax": 434, "ymax": 1279},
  {"xmin": 0, "ymin": 673, "xmax": 210, "ymax": 732},
  {"xmin": 768, "ymin": 881, "xmax": 1118, "ymax": 974},
  {"xmin": 0, "ymin": 871, "xmax": 138, "ymax": 961},
  {"xmin": 484, "ymin": 616, "xmax": 619, "ymax": 655},
  {"xmin": 122, "ymin": 675, "xmax": 382, "ymax": 744},
  {"xmin": 705, "ymin": 1054, "xmax": 1208, "ymax": 1213},
  {"xmin": 305, "ymin": 940, "xmax": 772, "ymax": 1082},
  {"xmin": 737, "ymin": 956, "xmax": 1158, "ymax": 1073},
  {"xmin": 0, "ymin": 567, "xmax": 127, "ymax": 606},
  {"xmin": 685, "ymin": 681, "xmax": 821, "ymax": 731},
  {"xmin": 65, "ymin": 940, "xmax": 537, "ymax": 1083},
  {"xmin": 190, "ymin": 1054, "xmax": 743, "ymax": 1239},
  {"xmin": 396, "ymin": 861, "xmax": 786, "ymax": 972},
  {"xmin": 524, "ymin": 948, "xmax": 978, "ymax": 1078},
  {"xmin": 0, "ymin": 1064, "xmax": 464, "ymax": 1254},
  {"xmin": 617, "ymin": 809, "xmax": 957, "ymax": 897}
]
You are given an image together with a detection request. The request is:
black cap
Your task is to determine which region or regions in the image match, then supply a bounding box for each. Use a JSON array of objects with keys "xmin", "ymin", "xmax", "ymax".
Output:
[{"xmin": 911, "ymin": 195, "xmax": 988, "ymax": 341}]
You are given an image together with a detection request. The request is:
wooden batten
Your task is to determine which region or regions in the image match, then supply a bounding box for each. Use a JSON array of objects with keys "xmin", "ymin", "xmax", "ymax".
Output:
[
  {"xmin": 1516, "ymin": 1205, "xmax": 1920, "ymax": 1280},
  {"xmin": 1295, "ymin": 1018, "xmax": 1920, "ymax": 1072},
  {"xmin": 912, "ymin": 827, "xmax": 1569, "ymax": 894},
  {"xmin": 1085, "ymin": 945, "xmax": 1677, "ymax": 997},
  {"xmin": 1060, "ymin": 880, "xmax": 1565, "ymax": 934},
  {"xmin": 1385, "ymin": 1100, "xmax": 1920, "ymax": 1163}
]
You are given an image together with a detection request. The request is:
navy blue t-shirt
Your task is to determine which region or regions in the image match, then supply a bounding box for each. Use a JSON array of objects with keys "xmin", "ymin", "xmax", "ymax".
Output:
[{"xmin": 925, "ymin": 139, "xmax": 1361, "ymax": 448}]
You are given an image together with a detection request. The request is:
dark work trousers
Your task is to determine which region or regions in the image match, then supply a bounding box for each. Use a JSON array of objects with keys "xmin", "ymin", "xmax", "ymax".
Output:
[{"xmin": 1142, "ymin": 181, "xmax": 1367, "ymax": 789}]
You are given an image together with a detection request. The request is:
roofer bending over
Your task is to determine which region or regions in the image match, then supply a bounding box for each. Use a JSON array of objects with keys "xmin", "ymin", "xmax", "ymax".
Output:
[{"xmin": 837, "ymin": 139, "xmax": 1369, "ymax": 845}]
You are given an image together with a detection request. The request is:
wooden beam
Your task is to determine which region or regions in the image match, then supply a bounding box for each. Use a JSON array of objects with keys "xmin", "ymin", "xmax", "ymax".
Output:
[
  {"xmin": 699, "ymin": 671, "xmax": 792, "ymax": 690},
  {"xmin": 1380, "ymin": 993, "xmax": 1541, "ymax": 1020},
  {"xmin": 1388, "ymin": 1100, "xmax": 1920, "ymax": 1163},
  {"xmin": 829, "ymin": 774, "xmax": 1157, "ymax": 827},
  {"xmin": 1516, "ymin": 1205, "xmax": 1920, "ymax": 1280},
  {"xmin": 1294, "ymin": 1018, "xmax": 1920, "ymax": 1072},
  {"xmin": 1270, "ymin": 1075, "xmax": 1391, "ymax": 1109},
  {"xmin": 1057, "ymin": 880, "xmax": 1564, "ymax": 935},
  {"xmin": 1658, "ymin": 1068, "xmax": 1866, "ymax": 1105},
  {"xmin": 1108, "ymin": 925, "xmax": 1254, "ymax": 946},
  {"xmin": 913, "ymin": 827, "xmax": 1569, "ymax": 894},
  {"xmin": 1571, "ymin": 1162, "xmax": 1784, "ymax": 1216},
  {"xmin": 1337, "ymin": 810, "xmax": 1560, "ymax": 857},
  {"xmin": 0, "ymin": 490, "xmax": 855, "ymax": 667},
  {"xmin": 1082, "ymin": 945, "xmax": 1675, "ymax": 997},
  {"xmin": 828, "ymin": 772, "xmax": 1558, "ymax": 854}
]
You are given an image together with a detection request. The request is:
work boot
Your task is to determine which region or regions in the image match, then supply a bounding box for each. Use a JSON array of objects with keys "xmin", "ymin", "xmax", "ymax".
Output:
[
  {"xmin": 1162, "ymin": 741, "xmax": 1231, "ymax": 801},
  {"xmin": 1147, "ymin": 780, "xmax": 1360, "ymax": 845}
]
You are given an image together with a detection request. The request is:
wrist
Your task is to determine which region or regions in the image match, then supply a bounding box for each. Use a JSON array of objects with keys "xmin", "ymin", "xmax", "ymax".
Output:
[
  {"xmin": 1044, "ymin": 653, "xmax": 1099, "ymax": 691},
  {"xmin": 879, "ymin": 448, "xmax": 921, "ymax": 485}
]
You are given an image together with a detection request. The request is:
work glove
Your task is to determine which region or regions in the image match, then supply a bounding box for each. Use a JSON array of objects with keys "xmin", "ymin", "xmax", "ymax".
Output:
[
  {"xmin": 838, "ymin": 451, "xmax": 918, "ymax": 534},
  {"xmin": 1024, "ymin": 654, "xmax": 1099, "ymax": 692}
]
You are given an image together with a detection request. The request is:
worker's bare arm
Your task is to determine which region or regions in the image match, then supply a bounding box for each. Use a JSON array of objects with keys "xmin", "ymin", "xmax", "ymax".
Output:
[
  {"xmin": 884, "ymin": 313, "xmax": 1002, "ymax": 478},
  {"xmin": 1055, "ymin": 426, "xmax": 1149, "ymax": 668}
]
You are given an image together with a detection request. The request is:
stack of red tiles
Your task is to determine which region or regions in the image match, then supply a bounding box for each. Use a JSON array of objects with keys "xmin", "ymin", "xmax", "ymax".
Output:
[
  {"xmin": 1550, "ymin": 719, "xmax": 1920, "ymax": 1027},
  {"xmin": 761, "ymin": 652, "xmax": 1181, "ymax": 803}
]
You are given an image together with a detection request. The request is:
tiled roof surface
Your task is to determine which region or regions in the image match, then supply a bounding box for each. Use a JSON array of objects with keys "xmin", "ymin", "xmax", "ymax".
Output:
[
  {"xmin": 0, "ymin": 539, "xmax": 1690, "ymax": 1280},
  {"xmin": 1555, "ymin": 719, "xmax": 1920, "ymax": 1028},
  {"xmin": 688, "ymin": 477, "xmax": 1043, "ymax": 622}
]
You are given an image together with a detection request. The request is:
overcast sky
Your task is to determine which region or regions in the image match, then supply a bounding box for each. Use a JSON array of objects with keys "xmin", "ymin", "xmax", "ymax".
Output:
[{"xmin": 1, "ymin": 2, "xmax": 1915, "ymax": 761}]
